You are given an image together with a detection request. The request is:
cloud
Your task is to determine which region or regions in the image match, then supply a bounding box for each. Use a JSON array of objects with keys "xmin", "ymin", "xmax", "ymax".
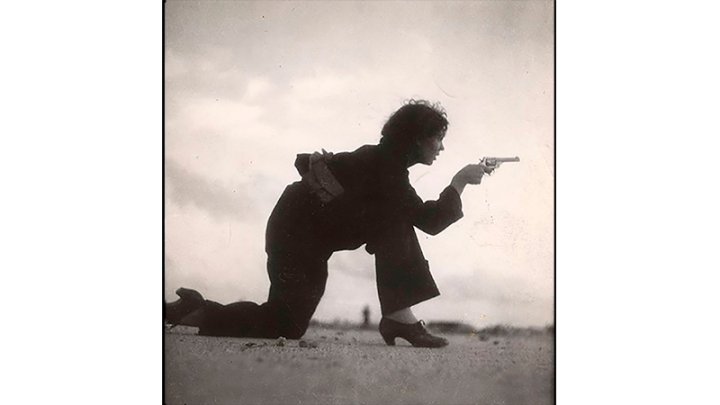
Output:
[
  {"xmin": 165, "ymin": 158, "xmax": 258, "ymax": 221},
  {"xmin": 165, "ymin": 46, "xmax": 251, "ymax": 101}
]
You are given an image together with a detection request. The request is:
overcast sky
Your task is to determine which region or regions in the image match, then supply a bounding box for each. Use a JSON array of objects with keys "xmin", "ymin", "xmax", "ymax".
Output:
[{"xmin": 164, "ymin": 0, "xmax": 554, "ymax": 328}]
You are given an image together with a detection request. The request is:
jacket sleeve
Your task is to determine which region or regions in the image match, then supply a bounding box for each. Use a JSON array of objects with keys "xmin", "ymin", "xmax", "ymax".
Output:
[
  {"xmin": 364, "ymin": 176, "xmax": 464, "ymax": 256},
  {"xmin": 410, "ymin": 185, "xmax": 464, "ymax": 235},
  {"xmin": 379, "ymin": 174, "xmax": 464, "ymax": 236}
]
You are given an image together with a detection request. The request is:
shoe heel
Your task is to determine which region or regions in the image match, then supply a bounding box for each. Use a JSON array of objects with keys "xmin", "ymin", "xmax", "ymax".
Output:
[{"xmin": 381, "ymin": 334, "xmax": 396, "ymax": 346}]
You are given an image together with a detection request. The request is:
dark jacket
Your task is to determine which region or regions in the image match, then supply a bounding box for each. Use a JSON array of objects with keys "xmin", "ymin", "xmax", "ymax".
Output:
[{"xmin": 266, "ymin": 143, "xmax": 463, "ymax": 260}]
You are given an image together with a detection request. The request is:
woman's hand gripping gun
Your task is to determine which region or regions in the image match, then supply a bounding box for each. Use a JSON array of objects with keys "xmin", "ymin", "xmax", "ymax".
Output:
[{"xmin": 479, "ymin": 156, "xmax": 520, "ymax": 175}]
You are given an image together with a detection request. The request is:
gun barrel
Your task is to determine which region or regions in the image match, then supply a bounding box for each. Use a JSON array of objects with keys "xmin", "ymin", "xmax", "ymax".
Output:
[
  {"xmin": 482, "ymin": 156, "xmax": 520, "ymax": 163},
  {"xmin": 495, "ymin": 157, "xmax": 520, "ymax": 162}
]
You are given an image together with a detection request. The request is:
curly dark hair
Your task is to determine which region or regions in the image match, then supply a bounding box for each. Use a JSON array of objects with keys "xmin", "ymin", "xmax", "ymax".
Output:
[{"xmin": 380, "ymin": 100, "xmax": 449, "ymax": 154}]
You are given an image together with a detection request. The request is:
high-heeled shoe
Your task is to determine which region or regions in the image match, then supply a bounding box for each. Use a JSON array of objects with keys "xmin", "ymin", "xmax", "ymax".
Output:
[
  {"xmin": 379, "ymin": 318, "xmax": 449, "ymax": 348},
  {"xmin": 164, "ymin": 287, "xmax": 205, "ymax": 327}
]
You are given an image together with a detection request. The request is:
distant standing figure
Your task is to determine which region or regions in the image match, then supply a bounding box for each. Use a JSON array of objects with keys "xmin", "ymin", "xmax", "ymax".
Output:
[
  {"xmin": 165, "ymin": 100, "xmax": 494, "ymax": 348},
  {"xmin": 362, "ymin": 305, "xmax": 371, "ymax": 329}
]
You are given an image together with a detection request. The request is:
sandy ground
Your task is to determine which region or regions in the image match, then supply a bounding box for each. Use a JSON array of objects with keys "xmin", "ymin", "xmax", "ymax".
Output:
[{"xmin": 164, "ymin": 326, "xmax": 554, "ymax": 405}]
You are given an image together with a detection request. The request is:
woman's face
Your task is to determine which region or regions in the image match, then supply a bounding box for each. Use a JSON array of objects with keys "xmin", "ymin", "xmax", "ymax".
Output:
[{"xmin": 416, "ymin": 132, "xmax": 446, "ymax": 165}]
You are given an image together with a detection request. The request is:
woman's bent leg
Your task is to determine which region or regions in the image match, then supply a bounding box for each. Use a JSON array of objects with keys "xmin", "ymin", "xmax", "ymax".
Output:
[
  {"xmin": 198, "ymin": 300, "xmax": 264, "ymax": 337},
  {"xmin": 198, "ymin": 253, "xmax": 328, "ymax": 339},
  {"xmin": 263, "ymin": 253, "xmax": 328, "ymax": 339},
  {"xmin": 373, "ymin": 223, "xmax": 440, "ymax": 316}
]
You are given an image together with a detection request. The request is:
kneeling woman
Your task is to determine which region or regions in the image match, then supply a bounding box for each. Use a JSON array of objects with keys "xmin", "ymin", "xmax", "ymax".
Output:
[{"xmin": 166, "ymin": 100, "xmax": 491, "ymax": 348}]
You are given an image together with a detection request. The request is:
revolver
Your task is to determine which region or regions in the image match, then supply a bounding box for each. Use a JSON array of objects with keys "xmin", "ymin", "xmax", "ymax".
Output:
[{"xmin": 479, "ymin": 156, "xmax": 520, "ymax": 173}]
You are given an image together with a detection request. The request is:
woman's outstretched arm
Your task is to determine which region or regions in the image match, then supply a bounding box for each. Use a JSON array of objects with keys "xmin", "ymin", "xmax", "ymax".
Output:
[{"xmin": 411, "ymin": 162, "xmax": 493, "ymax": 235}]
